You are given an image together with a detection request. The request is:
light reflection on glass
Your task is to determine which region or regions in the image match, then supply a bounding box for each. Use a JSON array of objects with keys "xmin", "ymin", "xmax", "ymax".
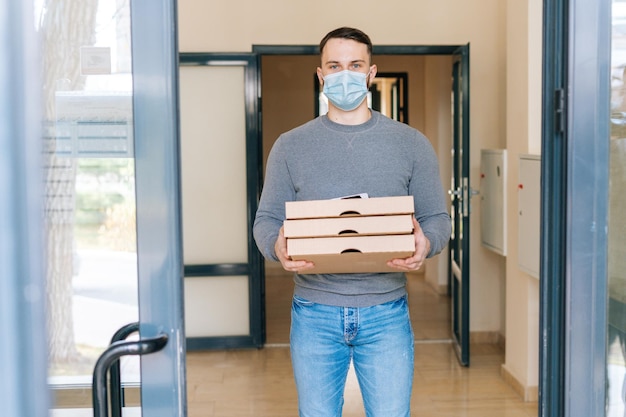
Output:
[{"xmin": 608, "ymin": 2, "xmax": 626, "ymax": 416}]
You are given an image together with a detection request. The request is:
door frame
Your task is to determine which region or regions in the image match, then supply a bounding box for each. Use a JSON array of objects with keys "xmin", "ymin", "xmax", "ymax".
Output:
[
  {"xmin": 449, "ymin": 45, "xmax": 471, "ymax": 366},
  {"xmin": 1, "ymin": 1, "xmax": 49, "ymax": 415},
  {"xmin": 179, "ymin": 52, "xmax": 264, "ymax": 350},
  {"xmin": 540, "ymin": 0, "xmax": 611, "ymax": 416},
  {"xmin": 253, "ymin": 44, "xmax": 467, "ymax": 352},
  {"xmin": 131, "ymin": 0, "xmax": 187, "ymax": 415},
  {"xmin": 175, "ymin": 44, "xmax": 471, "ymax": 352}
]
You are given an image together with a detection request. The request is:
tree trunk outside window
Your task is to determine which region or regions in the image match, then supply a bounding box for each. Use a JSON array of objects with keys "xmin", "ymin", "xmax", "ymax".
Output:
[{"xmin": 40, "ymin": 0, "xmax": 99, "ymax": 364}]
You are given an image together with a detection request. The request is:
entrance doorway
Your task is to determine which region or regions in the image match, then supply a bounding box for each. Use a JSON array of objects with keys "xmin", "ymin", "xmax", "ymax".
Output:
[{"xmin": 257, "ymin": 49, "xmax": 459, "ymax": 347}]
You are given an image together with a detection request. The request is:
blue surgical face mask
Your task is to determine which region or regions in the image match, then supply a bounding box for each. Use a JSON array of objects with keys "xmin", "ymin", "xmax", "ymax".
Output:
[{"xmin": 322, "ymin": 70, "xmax": 369, "ymax": 111}]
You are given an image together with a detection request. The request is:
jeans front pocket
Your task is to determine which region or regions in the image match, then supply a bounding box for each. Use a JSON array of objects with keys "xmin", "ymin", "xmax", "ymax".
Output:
[{"xmin": 292, "ymin": 294, "xmax": 314, "ymax": 307}]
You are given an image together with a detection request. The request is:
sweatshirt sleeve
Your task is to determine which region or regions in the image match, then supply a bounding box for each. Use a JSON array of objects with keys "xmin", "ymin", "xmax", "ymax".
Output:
[
  {"xmin": 253, "ymin": 137, "xmax": 295, "ymax": 261},
  {"xmin": 409, "ymin": 134, "xmax": 452, "ymax": 258}
]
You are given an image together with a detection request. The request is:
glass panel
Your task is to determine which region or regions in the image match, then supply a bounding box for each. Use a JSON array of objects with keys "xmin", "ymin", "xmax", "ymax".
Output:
[
  {"xmin": 184, "ymin": 276, "xmax": 250, "ymax": 337},
  {"xmin": 37, "ymin": 0, "xmax": 140, "ymax": 410},
  {"xmin": 608, "ymin": 2, "xmax": 626, "ymax": 415},
  {"xmin": 179, "ymin": 66, "xmax": 248, "ymax": 265}
]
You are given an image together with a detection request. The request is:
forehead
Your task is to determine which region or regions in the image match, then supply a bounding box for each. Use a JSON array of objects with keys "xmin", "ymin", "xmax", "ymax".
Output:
[{"xmin": 321, "ymin": 38, "xmax": 370, "ymax": 65}]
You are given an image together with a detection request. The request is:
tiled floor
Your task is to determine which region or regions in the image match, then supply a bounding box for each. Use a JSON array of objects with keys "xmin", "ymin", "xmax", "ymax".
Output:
[
  {"xmin": 51, "ymin": 263, "xmax": 538, "ymax": 416},
  {"xmin": 186, "ymin": 264, "xmax": 539, "ymax": 417},
  {"xmin": 186, "ymin": 344, "xmax": 538, "ymax": 417}
]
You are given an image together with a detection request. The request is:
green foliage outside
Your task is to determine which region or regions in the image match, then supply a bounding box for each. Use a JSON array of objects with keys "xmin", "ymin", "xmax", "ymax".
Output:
[{"xmin": 74, "ymin": 158, "xmax": 137, "ymax": 252}]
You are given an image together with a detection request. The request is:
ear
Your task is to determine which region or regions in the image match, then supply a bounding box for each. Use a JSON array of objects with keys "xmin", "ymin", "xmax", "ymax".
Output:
[
  {"xmin": 368, "ymin": 64, "xmax": 378, "ymax": 82},
  {"xmin": 316, "ymin": 67, "xmax": 324, "ymax": 86}
]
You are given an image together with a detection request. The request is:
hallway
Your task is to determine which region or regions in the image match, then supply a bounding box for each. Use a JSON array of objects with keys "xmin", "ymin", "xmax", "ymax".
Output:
[{"xmin": 186, "ymin": 264, "xmax": 539, "ymax": 417}]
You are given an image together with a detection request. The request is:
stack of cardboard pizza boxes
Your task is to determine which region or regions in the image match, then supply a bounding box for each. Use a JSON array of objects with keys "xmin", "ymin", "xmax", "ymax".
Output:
[{"xmin": 284, "ymin": 196, "xmax": 416, "ymax": 274}]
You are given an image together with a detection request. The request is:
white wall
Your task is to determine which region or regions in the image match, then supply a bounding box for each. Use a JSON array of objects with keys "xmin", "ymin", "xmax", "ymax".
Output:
[{"xmin": 502, "ymin": 0, "xmax": 543, "ymax": 400}]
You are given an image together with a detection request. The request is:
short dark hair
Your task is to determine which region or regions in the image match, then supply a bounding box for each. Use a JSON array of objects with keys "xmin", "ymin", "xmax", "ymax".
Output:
[{"xmin": 319, "ymin": 27, "xmax": 373, "ymax": 59}]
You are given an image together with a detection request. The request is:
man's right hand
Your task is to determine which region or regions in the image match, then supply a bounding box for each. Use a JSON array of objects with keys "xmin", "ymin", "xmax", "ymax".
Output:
[{"xmin": 275, "ymin": 226, "xmax": 315, "ymax": 272}]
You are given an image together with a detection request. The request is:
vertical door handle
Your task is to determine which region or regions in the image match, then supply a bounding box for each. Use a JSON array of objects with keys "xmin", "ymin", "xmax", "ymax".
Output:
[{"xmin": 92, "ymin": 333, "xmax": 168, "ymax": 417}]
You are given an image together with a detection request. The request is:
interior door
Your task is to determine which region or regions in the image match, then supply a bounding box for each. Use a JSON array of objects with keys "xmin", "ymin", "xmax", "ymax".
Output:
[{"xmin": 449, "ymin": 44, "xmax": 471, "ymax": 366}]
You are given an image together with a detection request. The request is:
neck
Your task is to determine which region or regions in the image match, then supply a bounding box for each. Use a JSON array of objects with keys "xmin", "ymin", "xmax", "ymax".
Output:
[{"xmin": 326, "ymin": 102, "xmax": 372, "ymax": 125}]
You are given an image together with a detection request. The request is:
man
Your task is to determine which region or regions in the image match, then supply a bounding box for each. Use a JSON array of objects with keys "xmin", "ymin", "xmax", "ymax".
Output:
[{"xmin": 253, "ymin": 27, "xmax": 451, "ymax": 417}]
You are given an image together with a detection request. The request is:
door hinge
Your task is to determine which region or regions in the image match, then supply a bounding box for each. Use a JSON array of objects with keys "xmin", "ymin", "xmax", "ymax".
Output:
[{"xmin": 554, "ymin": 88, "xmax": 565, "ymax": 133}]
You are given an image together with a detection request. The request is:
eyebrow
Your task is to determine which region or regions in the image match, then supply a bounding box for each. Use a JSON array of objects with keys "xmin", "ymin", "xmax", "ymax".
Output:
[{"xmin": 324, "ymin": 59, "xmax": 367, "ymax": 66}]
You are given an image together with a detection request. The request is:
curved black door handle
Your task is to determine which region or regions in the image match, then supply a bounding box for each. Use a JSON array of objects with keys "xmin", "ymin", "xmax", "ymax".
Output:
[
  {"xmin": 92, "ymin": 332, "xmax": 168, "ymax": 417},
  {"xmin": 109, "ymin": 322, "xmax": 140, "ymax": 417}
]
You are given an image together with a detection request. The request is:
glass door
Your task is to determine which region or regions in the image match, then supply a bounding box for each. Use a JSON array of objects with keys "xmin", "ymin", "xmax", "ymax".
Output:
[
  {"xmin": 40, "ymin": 0, "xmax": 186, "ymax": 415},
  {"xmin": 40, "ymin": 0, "xmax": 141, "ymax": 408},
  {"xmin": 542, "ymin": 0, "xmax": 621, "ymax": 416},
  {"xmin": 608, "ymin": 2, "xmax": 626, "ymax": 415}
]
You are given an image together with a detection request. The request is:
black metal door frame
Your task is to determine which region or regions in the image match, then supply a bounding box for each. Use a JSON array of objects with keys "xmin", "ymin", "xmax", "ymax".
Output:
[
  {"xmin": 179, "ymin": 53, "xmax": 264, "ymax": 350},
  {"xmin": 449, "ymin": 45, "xmax": 471, "ymax": 367},
  {"xmin": 540, "ymin": 0, "xmax": 611, "ymax": 416},
  {"xmin": 254, "ymin": 45, "xmax": 469, "ymax": 364}
]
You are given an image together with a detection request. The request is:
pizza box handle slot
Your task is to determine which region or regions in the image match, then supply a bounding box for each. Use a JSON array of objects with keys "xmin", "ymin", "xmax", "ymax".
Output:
[
  {"xmin": 341, "ymin": 249, "xmax": 362, "ymax": 254},
  {"xmin": 339, "ymin": 210, "xmax": 361, "ymax": 216},
  {"xmin": 338, "ymin": 229, "xmax": 358, "ymax": 235}
]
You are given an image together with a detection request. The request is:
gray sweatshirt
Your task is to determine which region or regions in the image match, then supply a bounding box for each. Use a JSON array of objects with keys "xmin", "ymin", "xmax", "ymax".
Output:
[{"xmin": 253, "ymin": 111, "xmax": 451, "ymax": 307}]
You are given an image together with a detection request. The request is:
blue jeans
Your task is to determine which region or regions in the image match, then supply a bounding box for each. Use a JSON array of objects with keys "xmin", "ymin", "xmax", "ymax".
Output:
[{"xmin": 290, "ymin": 295, "xmax": 414, "ymax": 417}]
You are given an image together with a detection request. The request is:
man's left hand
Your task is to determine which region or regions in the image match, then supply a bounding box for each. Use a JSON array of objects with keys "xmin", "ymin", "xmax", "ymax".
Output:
[{"xmin": 387, "ymin": 217, "xmax": 431, "ymax": 271}]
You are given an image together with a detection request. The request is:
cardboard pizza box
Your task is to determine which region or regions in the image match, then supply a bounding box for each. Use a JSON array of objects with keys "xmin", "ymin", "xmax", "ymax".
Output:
[
  {"xmin": 283, "ymin": 214, "xmax": 414, "ymax": 238},
  {"xmin": 287, "ymin": 234, "xmax": 416, "ymax": 274},
  {"xmin": 285, "ymin": 195, "xmax": 414, "ymax": 220}
]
